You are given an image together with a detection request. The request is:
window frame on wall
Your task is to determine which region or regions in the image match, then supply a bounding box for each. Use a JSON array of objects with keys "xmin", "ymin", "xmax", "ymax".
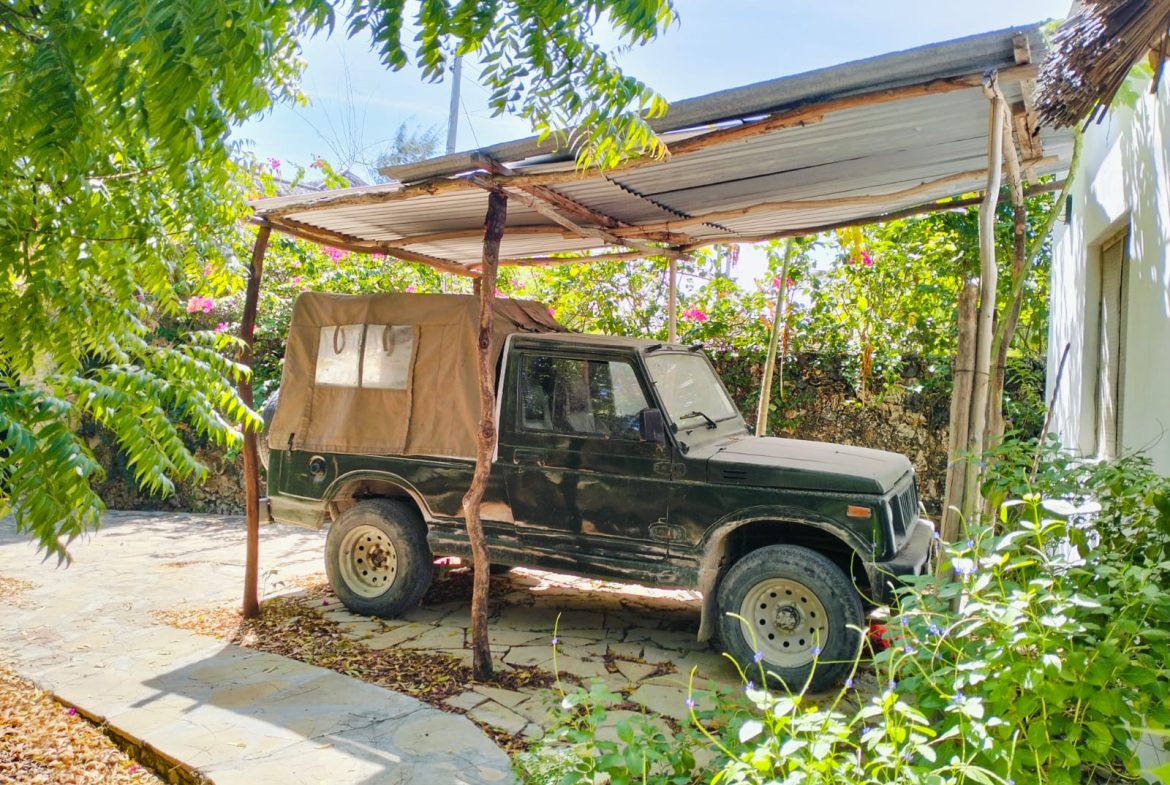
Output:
[{"xmin": 1093, "ymin": 226, "xmax": 1130, "ymax": 460}]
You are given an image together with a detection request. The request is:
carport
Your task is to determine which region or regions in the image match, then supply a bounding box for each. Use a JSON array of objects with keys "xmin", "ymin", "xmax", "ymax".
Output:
[{"xmin": 243, "ymin": 23, "xmax": 1075, "ymax": 677}]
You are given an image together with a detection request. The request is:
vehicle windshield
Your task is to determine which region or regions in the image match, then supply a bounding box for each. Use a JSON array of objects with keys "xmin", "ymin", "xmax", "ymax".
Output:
[{"xmin": 644, "ymin": 352, "xmax": 741, "ymax": 430}]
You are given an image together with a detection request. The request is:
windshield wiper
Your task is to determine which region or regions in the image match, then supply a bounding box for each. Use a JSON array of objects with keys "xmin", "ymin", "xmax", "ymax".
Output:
[{"xmin": 678, "ymin": 410, "xmax": 717, "ymax": 430}]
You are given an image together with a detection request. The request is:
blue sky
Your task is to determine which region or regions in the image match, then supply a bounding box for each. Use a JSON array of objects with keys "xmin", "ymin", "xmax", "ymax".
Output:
[{"xmin": 235, "ymin": 0, "xmax": 1071, "ymax": 173}]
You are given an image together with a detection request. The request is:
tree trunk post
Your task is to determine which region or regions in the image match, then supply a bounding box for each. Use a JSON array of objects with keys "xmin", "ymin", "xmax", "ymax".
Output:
[
  {"xmin": 961, "ymin": 77, "xmax": 1006, "ymax": 526},
  {"xmin": 755, "ymin": 239, "xmax": 796, "ymax": 436},
  {"xmin": 986, "ymin": 94, "xmax": 1027, "ymax": 452},
  {"xmin": 240, "ymin": 224, "xmax": 271, "ymax": 619},
  {"xmin": 941, "ymin": 280, "xmax": 979, "ymax": 543},
  {"xmin": 463, "ymin": 189, "xmax": 507, "ymax": 680},
  {"xmin": 667, "ymin": 255, "xmax": 678, "ymax": 344}
]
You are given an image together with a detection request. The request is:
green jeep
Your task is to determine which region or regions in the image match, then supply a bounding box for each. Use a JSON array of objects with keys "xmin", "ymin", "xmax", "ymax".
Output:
[{"xmin": 262, "ymin": 292, "xmax": 934, "ymax": 690}]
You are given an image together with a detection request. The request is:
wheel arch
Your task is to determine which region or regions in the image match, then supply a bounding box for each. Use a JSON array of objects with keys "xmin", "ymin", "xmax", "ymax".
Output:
[
  {"xmin": 321, "ymin": 470, "xmax": 432, "ymax": 528},
  {"xmin": 696, "ymin": 512, "xmax": 872, "ymax": 641}
]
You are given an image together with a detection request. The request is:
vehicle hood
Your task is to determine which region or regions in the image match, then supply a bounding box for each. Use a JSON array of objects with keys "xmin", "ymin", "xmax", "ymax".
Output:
[{"xmin": 702, "ymin": 436, "xmax": 911, "ymax": 494}]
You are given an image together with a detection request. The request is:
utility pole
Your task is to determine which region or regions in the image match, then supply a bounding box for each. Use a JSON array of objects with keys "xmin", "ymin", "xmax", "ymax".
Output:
[{"xmin": 446, "ymin": 55, "xmax": 462, "ymax": 154}]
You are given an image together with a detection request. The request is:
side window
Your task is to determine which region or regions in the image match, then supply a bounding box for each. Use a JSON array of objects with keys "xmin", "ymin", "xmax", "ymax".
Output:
[
  {"xmin": 315, "ymin": 324, "xmax": 364, "ymax": 387},
  {"xmin": 362, "ymin": 325, "xmax": 414, "ymax": 390},
  {"xmin": 518, "ymin": 355, "xmax": 648, "ymax": 440},
  {"xmin": 315, "ymin": 324, "xmax": 414, "ymax": 390}
]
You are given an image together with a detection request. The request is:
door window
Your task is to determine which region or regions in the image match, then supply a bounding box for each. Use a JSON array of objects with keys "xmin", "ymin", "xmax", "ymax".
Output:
[{"xmin": 519, "ymin": 355, "xmax": 648, "ymax": 440}]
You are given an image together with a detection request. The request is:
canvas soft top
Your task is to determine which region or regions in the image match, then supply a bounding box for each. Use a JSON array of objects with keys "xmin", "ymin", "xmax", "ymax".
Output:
[{"xmin": 269, "ymin": 292, "xmax": 565, "ymax": 459}]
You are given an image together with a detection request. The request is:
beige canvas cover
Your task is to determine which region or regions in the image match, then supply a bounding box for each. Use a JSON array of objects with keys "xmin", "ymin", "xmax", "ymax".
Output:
[{"xmin": 269, "ymin": 292, "xmax": 565, "ymax": 458}]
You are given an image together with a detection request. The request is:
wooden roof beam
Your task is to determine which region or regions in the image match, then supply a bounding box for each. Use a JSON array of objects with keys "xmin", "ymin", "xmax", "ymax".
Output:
[
  {"xmin": 495, "ymin": 249, "xmax": 668, "ymax": 268},
  {"xmin": 390, "ymin": 225, "xmax": 573, "ymax": 247},
  {"xmin": 261, "ymin": 216, "xmax": 476, "ymax": 277},
  {"xmin": 616, "ymin": 157, "xmax": 1057, "ymax": 237},
  {"xmin": 675, "ymin": 178, "xmax": 1065, "ymax": 251}
]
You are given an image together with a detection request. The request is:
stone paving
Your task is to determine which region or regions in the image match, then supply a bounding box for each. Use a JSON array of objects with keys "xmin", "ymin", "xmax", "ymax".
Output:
[
  {"xmin": 0, "ymin": 510, "xmax": 755, "ymax": 780},
  {"xmin": 0, "ymin": 512, "xmax": 513, "ymax": 785},
  {"xmin": 324, "ymin": 565, "xmax": 746, "ymax": 740}
]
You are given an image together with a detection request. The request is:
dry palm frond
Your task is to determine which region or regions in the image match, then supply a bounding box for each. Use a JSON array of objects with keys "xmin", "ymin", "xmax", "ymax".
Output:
[{"xmin": 1036, "ymin": 0, "xmax": 1170, "ymax": 127}]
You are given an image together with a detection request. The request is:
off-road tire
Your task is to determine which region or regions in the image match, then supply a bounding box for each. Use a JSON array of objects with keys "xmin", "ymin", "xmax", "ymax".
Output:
[
  {"xmin": 716, "ymin": 544, "xmax": 863, "ymax": 693},
  {"xmin": 325, "ymin": 499, "xmax": 432, "ymax": 617},
  {"xmin": 258, "ymin": 390, "xmax": 280, "ymax": 471}
]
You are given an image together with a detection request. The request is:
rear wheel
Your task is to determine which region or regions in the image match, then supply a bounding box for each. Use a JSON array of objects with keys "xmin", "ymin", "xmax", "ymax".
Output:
[
  {"xmin": 716, "ymin": 544, "xmax": 863, "ymax": 693},
  {"xmin": 326, "ymin": 499, "xmax": 432, "ymax": 617}
]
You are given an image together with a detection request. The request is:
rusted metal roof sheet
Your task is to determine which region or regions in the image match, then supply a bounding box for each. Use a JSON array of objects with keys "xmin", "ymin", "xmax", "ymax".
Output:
[{"xmin": 250, "ymin": 23, "xmax": 1074, "ymax": 275}]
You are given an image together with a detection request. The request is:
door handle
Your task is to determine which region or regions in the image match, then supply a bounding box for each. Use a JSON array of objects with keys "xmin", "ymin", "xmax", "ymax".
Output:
[{"xmin": 513, "ymin": 448, "xmax": 546, "ymax": 466}]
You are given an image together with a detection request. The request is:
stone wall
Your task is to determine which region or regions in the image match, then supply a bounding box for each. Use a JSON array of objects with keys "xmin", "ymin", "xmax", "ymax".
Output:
[
  {"xmin": 713, "ymin": 353, "xmax": 952, "ymax": 515},
  {"xmin": 84, "ymin": 420, "xmax": 260, "ymax": 515}
]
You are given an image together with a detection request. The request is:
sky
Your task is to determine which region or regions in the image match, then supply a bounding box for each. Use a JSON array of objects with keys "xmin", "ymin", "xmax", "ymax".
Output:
[{"xmin": 233, "ymin": 0, "xmax": 1071, "ymax": 281}]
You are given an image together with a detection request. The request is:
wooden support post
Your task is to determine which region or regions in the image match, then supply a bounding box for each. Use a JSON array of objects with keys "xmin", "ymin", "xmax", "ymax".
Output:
[
  {"xmin": 961, "ymin": 78, "xmax": 1006, "ymax": 526},
  {"xmin": 755, "ymin": 239, "xmax": 796, "ymax": 437},
  {"xmin": 942, "ymin": 281, "xmax": 979, "ymax": 543},
  {"xmin": 463, "ymin": 189, "xmax": 507, "ymax": 680},
  {"xmin": 667, "ymin": 256, "xmax": 678, "ymax": 344},
  {"xmin": 240, "ymin": 224, "xmax": 271, "ymax": 619}
]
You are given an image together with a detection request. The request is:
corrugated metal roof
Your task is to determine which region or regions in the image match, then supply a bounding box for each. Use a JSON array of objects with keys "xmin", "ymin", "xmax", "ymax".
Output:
[{"xmin": 250, "ymin": 23, "xmax": 1074, "ymax": 275}]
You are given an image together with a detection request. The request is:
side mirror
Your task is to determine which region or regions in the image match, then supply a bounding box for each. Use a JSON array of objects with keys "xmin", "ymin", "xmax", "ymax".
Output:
[{"xmin": 640, "ymin": 408, "xmax": 667, "ymax": 445}]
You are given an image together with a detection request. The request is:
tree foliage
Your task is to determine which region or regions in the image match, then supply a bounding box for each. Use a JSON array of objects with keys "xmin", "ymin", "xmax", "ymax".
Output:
[{"xmin": 0, "ymin": 0, "xmax": 675, "ymax": 559}]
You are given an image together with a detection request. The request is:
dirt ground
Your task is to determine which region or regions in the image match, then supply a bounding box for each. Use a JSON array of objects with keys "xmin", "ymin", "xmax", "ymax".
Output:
[{"xmin": 0, "ymin": 662, "xmax": 165, "ymax": 785}]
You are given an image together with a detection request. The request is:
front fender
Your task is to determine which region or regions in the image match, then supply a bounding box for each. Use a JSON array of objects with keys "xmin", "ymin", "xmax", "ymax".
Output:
[{"xmin": 695, "ymin": 507, "xmax": 872, "ymax": 642}]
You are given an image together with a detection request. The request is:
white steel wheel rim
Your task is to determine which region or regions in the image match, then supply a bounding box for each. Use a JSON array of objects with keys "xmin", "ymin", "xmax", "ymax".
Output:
[
  {"xmin": 739, "ymin": 577, "xmax": 829, "ymax": 668},
  {"xmin": 339, "ymin": 524, "xmax": 398, "ymax": 598}
]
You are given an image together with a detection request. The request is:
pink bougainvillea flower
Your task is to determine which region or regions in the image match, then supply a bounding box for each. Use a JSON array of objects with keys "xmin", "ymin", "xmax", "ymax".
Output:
[
  {"xmin": 548, "ymin": 307, "xmax": 557, "ymax": 319},
  {"xmin": 405, "ymin": 285, "xmax": 416, "ymax": 293},
  {"xmin": 291, "ymin": 276, "xmax": 303, "ymax": 286},
  {"xmin": 67, "ymin": 707, "xmax": 77, "ymax": 716},
  {"xmin": 186, "ymin": 295, "xmax": 214, "ymax": 314},
  {"xmin": 860, "ymin": 251, "xmax": 874, "ymax": 267},
  {"xmin": 682, "ymin": 307, "xmax": 709, "ymax": 322},
  {"xmin": 324, "ymin": 246, "xmax": 345, "ymax": 263},
  {"xmin": 214, "ymin": 322, "xmax": 229, "ymax": 333},
  {"xmin": 268, "ymin": 157, "xmax": 281, "ymax": 170},
  {"xmin": 310, "ymin": 158, "xmax": 326, "ymax": 169}
]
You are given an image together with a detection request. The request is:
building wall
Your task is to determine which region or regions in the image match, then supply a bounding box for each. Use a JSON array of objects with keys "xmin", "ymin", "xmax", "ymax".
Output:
[{"xmin": 1048, "ymin": 81, "xmax": 1170, "ymax": 473}]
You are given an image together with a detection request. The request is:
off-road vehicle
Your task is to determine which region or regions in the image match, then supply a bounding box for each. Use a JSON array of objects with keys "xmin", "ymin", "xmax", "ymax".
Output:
[{"xmin": 261, "ymin": 292, "xmax": 934, "ymax": 690}]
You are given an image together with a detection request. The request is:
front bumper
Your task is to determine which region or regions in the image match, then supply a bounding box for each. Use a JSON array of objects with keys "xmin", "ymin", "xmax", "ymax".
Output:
[{"xmin": 866, "ymin": 517, "xmax": 935, "ymax": 606}]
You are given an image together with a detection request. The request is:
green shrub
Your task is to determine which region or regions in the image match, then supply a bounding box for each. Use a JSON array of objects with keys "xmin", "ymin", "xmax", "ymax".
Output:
[{"xmin": 524, "ymin": 448, "xmax": 1170, "ymax": 785}]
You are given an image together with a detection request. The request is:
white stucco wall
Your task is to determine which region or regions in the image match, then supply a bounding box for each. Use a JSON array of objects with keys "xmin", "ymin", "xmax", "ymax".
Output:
[{"xmin": 1048, "ymin": 80, "xmax": 1170, "ymax": 474}]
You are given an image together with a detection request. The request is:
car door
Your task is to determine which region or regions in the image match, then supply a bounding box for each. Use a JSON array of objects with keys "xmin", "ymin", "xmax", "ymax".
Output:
[{"xmin": 500, "ymin": 349, "xmax": 673, "ymax": 568}]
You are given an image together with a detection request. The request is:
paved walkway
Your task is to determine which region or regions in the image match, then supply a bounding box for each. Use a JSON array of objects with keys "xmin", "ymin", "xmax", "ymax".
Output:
[{"xmin": 0, "ymin": 513, "xmax": 513, "ymax": 785}]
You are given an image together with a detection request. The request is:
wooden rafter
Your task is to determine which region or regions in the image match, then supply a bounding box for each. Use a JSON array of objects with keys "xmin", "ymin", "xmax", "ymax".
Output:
[
  {"xmin": 495, "ymin": 249, "xmax": 664, "ymax": 268},
  {"xmin": 390, "ymin": 225, "xmax": 572, "ymax": 247},
  {"xmin": 675, "ymin": 179, "xmax": 1064, "ymax": 252},
  {"xmin": 261, "ymin": 216, "xmax": 476, "ymax": 277},
  {"xmin": 618, "ymin": 158, "xmax": 1058, "ymax": 238},
  {"xmin": 467, "ymin": 154, "xmax": 690, "ymax": 258}
]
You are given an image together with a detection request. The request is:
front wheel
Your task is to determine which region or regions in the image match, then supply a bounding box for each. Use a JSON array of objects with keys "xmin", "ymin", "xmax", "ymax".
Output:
[
  {"xmin": 325, "ymin": 499, "xmax": 432, "ymax": 617},
  {"xmin": 716, "ymin": 544, "xmax": 863, "ymax": 693}
]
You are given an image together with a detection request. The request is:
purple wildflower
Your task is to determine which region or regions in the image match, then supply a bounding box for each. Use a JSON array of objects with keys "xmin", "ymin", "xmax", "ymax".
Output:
[
  {"xmin": 685, "ymin": 697, "xmax": 697, "ymax": 709},
  {"xmin": 753, "ymin": 651, "xmax": 764, "ymax": 664}
]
